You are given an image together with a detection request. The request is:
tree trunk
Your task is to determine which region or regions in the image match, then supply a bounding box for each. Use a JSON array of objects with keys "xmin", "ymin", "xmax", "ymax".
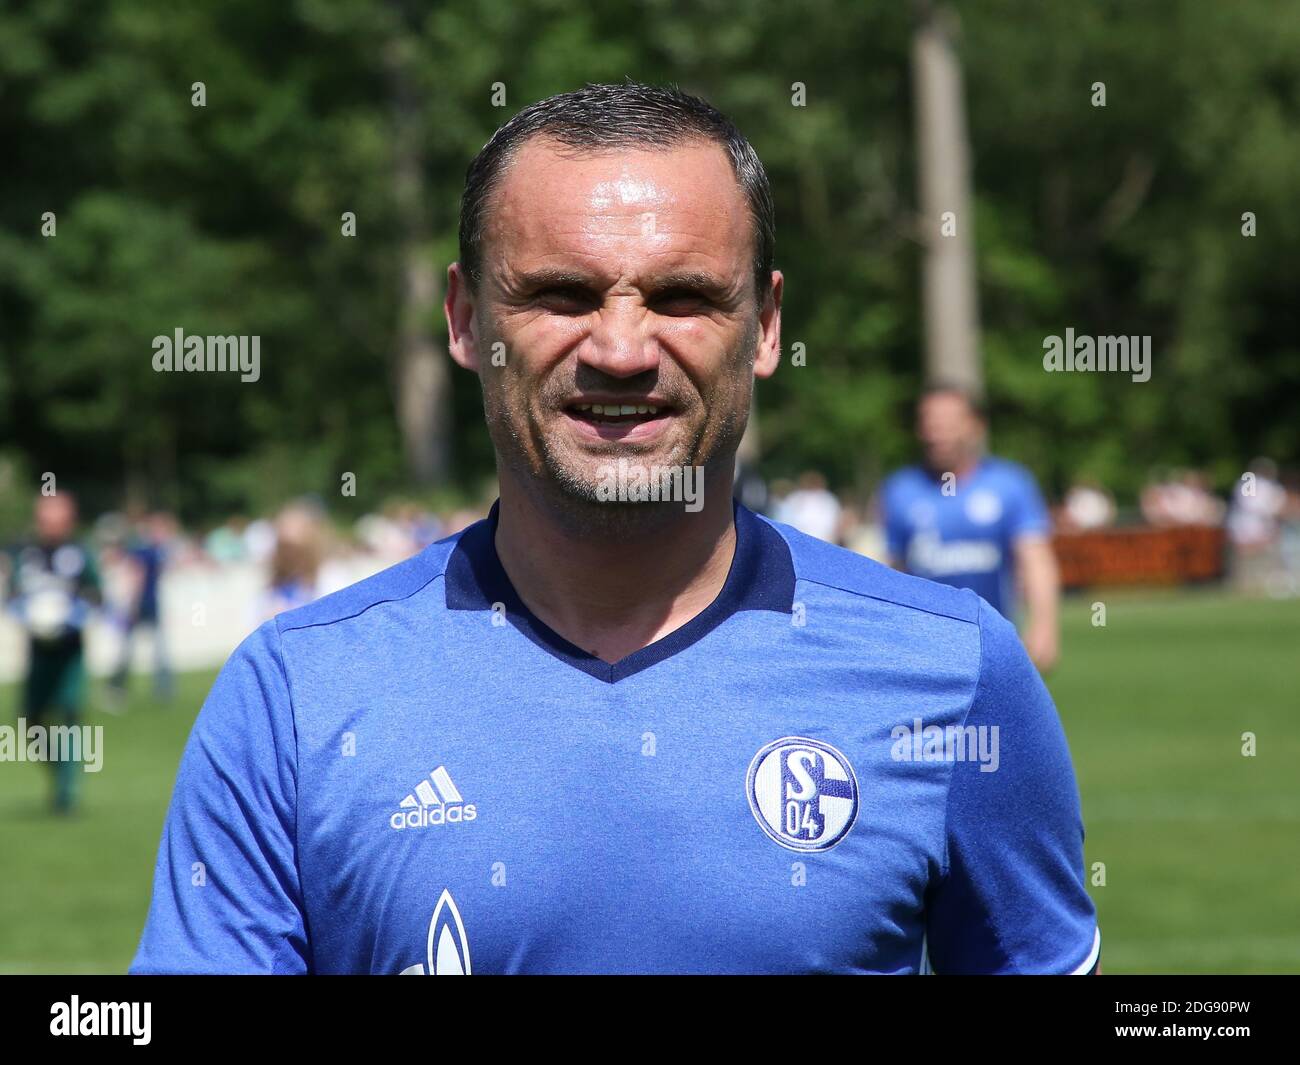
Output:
[
  {"xmin": 912, "ymin": 1, "xmax": 983, "ymax": 398},
  {"xmin": 384, "ymin": 19, "xmax": 450, "ymax": 485}
]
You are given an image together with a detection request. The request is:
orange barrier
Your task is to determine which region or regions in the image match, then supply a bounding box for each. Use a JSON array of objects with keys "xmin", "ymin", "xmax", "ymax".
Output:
[{"xmin": 1052, "ymin": 525, "xmax": 1226, "ymax": 588}]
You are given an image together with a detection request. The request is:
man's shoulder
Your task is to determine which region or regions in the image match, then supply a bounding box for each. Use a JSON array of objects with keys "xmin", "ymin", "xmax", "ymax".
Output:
[
  {"xmin": 980, "ymin": 455, "xmax": 1039, "ymax": 489},
  {"xmin": 881, "ymin": 464, "xmax": 929, "ymax": 497},
  {"xmin": 759, "ymin": 513, "xmax": 980, "ymax": 627},
  {"xmin": 273, "ymin": 526, "xmax": 472, "ymax": 635}
]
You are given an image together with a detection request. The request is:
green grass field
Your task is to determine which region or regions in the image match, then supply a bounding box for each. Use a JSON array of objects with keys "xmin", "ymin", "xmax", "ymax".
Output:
[{"xmin": 2, "ymin": 590, "xmax": 1298, "ymax": 974}]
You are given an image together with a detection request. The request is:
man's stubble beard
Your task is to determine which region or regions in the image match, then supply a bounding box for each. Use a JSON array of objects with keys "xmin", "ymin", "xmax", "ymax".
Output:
[{"xmin": 479, "ymin": 318, "xmax": 759, "ymax": 540}]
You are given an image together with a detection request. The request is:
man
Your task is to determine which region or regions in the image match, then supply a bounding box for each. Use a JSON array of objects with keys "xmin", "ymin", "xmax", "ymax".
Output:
[
  {"xmin": 880, "ymin": 386, "xmax": 1062, "ymax": 672},
  {"xmin": 132, "ymin": 83, "xmax": 1097, "ymax": 975},
  {"xmin": 108, "ymin": 510, "xmax": 175, "ymax": 705},
  {"xmin": 4, "ymin": 493, "xmax": 101, "ymax": 813}
]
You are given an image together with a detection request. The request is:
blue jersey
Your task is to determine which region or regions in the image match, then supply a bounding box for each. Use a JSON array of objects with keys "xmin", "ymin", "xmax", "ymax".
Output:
[
  {"xmin": 131, "ymin": 502, "xmax": 1097, "ymax": 975},
  {"xmin": 880, "ymin": 457, "xmax": 1051, "ymax": 618}
]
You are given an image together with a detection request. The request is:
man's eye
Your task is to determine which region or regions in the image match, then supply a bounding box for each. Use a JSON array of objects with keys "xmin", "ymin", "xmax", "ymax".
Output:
[
  {"xmin": 652, "ymin": 291, "xmax": 710, "ymax": 315},
  {"xmin": 534, "ymin": 288, "xmax": 593, "ymax": 313}
]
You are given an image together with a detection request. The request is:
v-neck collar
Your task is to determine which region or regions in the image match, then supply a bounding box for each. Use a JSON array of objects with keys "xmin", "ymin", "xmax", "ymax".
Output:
[
  {"xmin": 445, "ymin": 499, "xmax": 795, "ymax": 683},
  {"xmin": 930, "ymin": 456, "xmax": 987, "ymax": 488}
]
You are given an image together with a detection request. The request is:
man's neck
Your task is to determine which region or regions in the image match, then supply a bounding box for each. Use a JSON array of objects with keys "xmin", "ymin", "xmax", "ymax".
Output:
[
  {"xmin": 493, "ymin": 473, "xmax": 737, "ymax": 664},
  {"xmin": 930, "ymin": 452, "xmax": 982, "ymax": 483}
]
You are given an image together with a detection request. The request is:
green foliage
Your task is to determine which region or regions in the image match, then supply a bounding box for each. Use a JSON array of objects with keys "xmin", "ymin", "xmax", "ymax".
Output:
[{"xmin": 1, "ymin": 0, "xmax": 1296, "ymax": 529}]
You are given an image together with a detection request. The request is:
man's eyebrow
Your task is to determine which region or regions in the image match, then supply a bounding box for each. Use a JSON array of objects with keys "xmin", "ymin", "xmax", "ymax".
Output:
[
  {"xmin": 508, "ymin": 267, "xmax": 738, "ymax": 299},
  {"xmin": 648, "ymin": 271, "xmax": 736, "ymax": 297},
  {"xmin": 511, "ymin": 268, "xmax": 600, "ymax": 290}
]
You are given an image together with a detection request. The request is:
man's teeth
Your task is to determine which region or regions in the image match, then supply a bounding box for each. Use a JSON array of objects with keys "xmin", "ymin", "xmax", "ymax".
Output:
[{"xmin": 575, "ymin": 403, "xmax": 659, "ymax": 416}]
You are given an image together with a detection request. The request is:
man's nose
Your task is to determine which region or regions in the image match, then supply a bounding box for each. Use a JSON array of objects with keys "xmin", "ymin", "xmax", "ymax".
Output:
[{"xmin": 579, "ymin": 302, "xmax": 660, "ymax": 378}]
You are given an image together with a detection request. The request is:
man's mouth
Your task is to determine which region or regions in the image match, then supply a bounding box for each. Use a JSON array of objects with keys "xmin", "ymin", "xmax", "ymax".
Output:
[
  {"xmin": 569, "ymin": 402, "xmax": 662, "ymax": 424},
  {"xmin": 561, "ymin": 401, "xmax": 674, "ymax": 442}
]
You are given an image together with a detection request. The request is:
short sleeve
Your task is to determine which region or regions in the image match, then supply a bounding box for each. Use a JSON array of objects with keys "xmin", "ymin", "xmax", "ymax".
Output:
[
  {"xmin": 1006, "ymin": 466, "xmax": 1051, "ymax": 540},
  {"xmin": 924, "ymin": 599, "xmax": 1098, "ymax": 974},
  {"xmin": 130, "ymin": 621, "xmax": 310, "ymax": 974}
]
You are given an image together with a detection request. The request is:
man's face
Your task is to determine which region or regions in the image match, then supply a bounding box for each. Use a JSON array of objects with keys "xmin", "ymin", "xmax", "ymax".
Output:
[
  {"xmin": 35, "ymin": 495, "xmax": 76, "ymax": 543},
  {"xmin": 917, "ymin": 392, "xmax": 983, "ymax": 474},
  {"xmin": 448, "ymin": 137, "xmax": 781, "ymax": 507}
]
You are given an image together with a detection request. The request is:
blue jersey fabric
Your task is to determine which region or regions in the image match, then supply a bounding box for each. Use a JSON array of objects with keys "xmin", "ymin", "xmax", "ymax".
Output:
[
  {"xmin": 131, "ymin": 501, "xmax": 1096, "ymax": 975},
  {"xmin": 880, "ymin": 457, "xmax": 1051, "ymax": 618}
]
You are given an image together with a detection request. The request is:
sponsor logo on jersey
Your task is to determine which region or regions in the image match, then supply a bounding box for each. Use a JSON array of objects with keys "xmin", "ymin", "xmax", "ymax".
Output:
[
  {"xmin": 964, "ymin": 489, "xmax": 1004, "ymax": 525},
  {"xmin": 398, "ymin": 889, "xmax": 471, "ymax": 975},
  {"xmin": 389, "ymin": 766, "xmax": 477, "ymax": 830},
  {"xmin": 905, "ymin": 530, "xmax": 1001, "ymax": 576},
  {"xmin": 746, "ymin": 736, "xmax": 859, "ymax": 852}
]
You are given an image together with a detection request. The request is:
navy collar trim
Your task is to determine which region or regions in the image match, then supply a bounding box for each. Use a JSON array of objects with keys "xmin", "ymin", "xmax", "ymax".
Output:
[{"xmin": 445, "ymin": 500, "xmax": 795, "ymax": 683}]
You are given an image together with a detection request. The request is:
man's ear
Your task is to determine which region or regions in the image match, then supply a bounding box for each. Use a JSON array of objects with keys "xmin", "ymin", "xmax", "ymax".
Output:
[
  {"xmin": 445, "ymin": 262, "xmax": 480, "ymax": 372},
  {"xmin": 754, "ymin": 269, "xmax": 783, "ymax": 380}
]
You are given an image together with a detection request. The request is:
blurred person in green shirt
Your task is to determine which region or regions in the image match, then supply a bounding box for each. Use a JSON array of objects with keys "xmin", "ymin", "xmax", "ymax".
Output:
[{"xmin": 3, "ymin": 493, "xmax": 101, "ymax": 813}]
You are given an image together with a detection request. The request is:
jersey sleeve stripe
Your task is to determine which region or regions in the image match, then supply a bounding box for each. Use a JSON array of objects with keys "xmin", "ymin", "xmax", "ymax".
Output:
[{"xmin": 1069, "ymin": 927, "xmax": 1102, "ymax": 975}]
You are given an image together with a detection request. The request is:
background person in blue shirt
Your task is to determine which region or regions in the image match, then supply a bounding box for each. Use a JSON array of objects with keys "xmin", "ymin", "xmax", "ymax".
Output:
[
  {"xmin": 880, "ymin": 385, "xmax": 1062, "ymax": 672},
  {"xmin": 108, "ymin": 510, "xmax": 175, "ymax": 705},
  {"xmin": 131, "ymin": 83, "xmax": 1096, "ymax": 975}
]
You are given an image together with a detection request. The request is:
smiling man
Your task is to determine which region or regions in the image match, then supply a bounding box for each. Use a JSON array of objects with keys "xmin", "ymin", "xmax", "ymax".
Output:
[{"xmin": 131, "ymin": 82, "xmax": 1098, "ymax": 975}]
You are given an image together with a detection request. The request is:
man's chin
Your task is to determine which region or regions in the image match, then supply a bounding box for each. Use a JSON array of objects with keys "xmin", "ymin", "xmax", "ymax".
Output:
[
  {"xmin": 554, "ymin": 456, "xmax": 690, "ymax": 490},
  {"xmin": 542, "ymin": 449, "xmax": 709, "ymax": 507},
  {"xmin": 544, "ymin": 434, "xmax": 695, "ymax": 477}
]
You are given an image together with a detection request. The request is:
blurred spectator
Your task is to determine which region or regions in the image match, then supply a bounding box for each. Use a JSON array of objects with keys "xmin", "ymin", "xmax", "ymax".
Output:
[
  {"xmin": 1060, "ymin": 480, "xmax": 1117, "ymax": 531},
  {"xmin": 1228, "ymin": 458, "xmax": 1287, "ymax": 550},
  {"xmin": 733, "ymin": 456, "xmax": 770, "ymax": 516},
  {"xmin": 407, "ymin": 504, "xmax": 443, "ymax": 550},
  {"xmin": 775, "ymin": 471, "xmax": 843, "ymax": 543},
  {"xmin": 107, "ymin": 510, "xmax": 176, "ymax": 705},
  {"xmin": 242, "ymin": 517, "xmax": 277, "ymax": 565},
  {"xmin": 442, "ymin": 506, "xmax": 489, "ymax": 536},
  {"xmin": 355, "ymin": 501, "xmax": 444, "ymax": 563},
  {"xmin": 767, "ymin": 477, "xmax": 793, "ymax": 523},
  {"xmin": 838, "ymin": 499, "xmax": 887, "ymax": 560},
  {"xmin": 1228, "ymin": 459, "xmax": 1297, "ymax": 597},
  {"xmin": 1141, "ymin": 469, "xmax": 1226, "ymax": 527},
  {"xmin": 258, "ymin": 500, "xmax": 329, "ymax": 620},
  {"xmin": 3, "ymin": 493, "xmax": 101, "ymax": 813},
  {"xmin": 1276, "ymin": 475, "xmax": 1300, "ymax": 597},
  {"xmin": 204, "ymin": 516, "xmax": 249, "ymax": 564}
]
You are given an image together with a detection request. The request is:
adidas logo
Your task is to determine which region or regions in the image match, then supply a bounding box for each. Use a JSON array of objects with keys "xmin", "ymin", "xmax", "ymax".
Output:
[{"xmin": 389, "ymin": 767, "xmax": 478, "ymax": 831}]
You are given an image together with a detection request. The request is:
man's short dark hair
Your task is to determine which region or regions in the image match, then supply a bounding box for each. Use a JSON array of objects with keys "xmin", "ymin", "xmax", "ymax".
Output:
[
  {"xmin": 458, "ymin": 81, "xmax": 775, "ymax": 300},
  {"xmin": 919, "ymin": 382, "xmax": 987, "ymax": 419}
]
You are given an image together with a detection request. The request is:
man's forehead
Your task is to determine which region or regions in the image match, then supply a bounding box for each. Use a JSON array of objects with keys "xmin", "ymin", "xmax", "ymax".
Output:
[
  {"xmin": 485, "ymin": 136, "xmax": 752, "ymax": 278},
  {"xmin": 920, "ymin": 393, "xmax": 978, "ymax": 421}
]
